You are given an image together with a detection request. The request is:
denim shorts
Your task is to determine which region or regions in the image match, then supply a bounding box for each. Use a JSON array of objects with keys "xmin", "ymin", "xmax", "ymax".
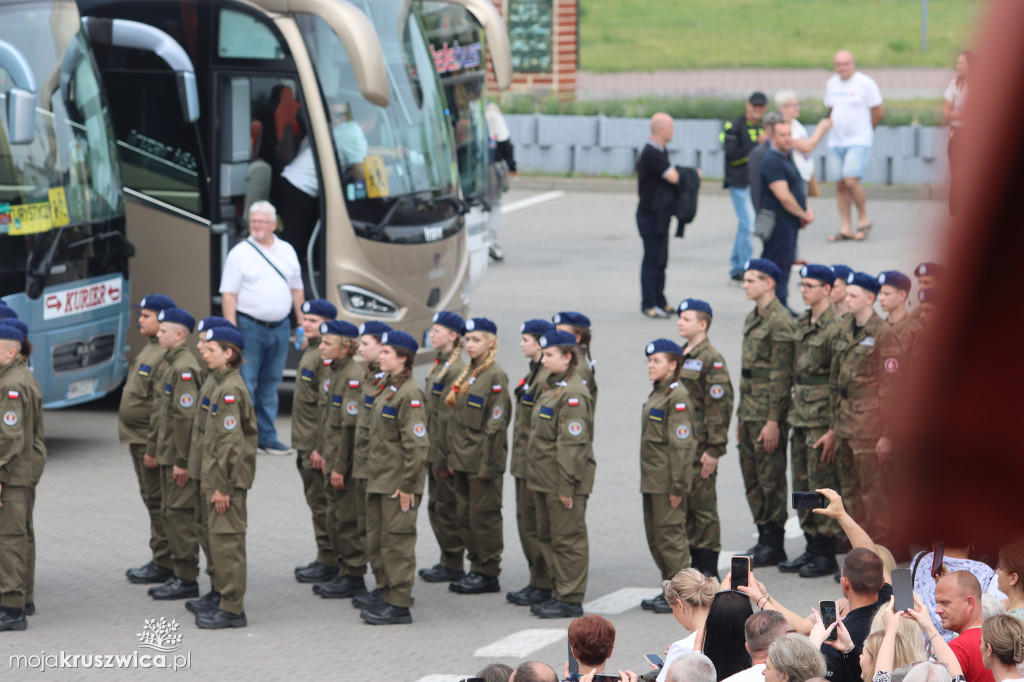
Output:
[{"xmin": 827, "ymin": 145, "xmax": 871, "ymax": 180}]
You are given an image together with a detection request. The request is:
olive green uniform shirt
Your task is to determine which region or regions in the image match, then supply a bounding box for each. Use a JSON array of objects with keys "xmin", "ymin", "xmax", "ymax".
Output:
[
  {"xmin": 447, "ymin": 361, "xmax": 512, "ymax": 479},
  {"xmin": 525, "ymin": 371, "xmax": 595, "ymax": 498},
  {"xmin": 292, "ymin": 336, "xmax": 331, "ymax": 456},
  {"xmin": 829, "ymin": 312, "xmax": 903, "ymax": 441},
  {"xmin": 424, "ymin": 349, "xmax": 465, "ymax": 472},
  {"xmin": 352, "ymin": 363, "xmax": 386, "ymax": 481},
  {"xmin": 790, "ymin": 305, "xmax": 841, "ymax": 428},
  {"xmin": 323, "ymin": 355, "xmax": 363, "ymax": 477},
  {"xmin": 639, "ymin": 379, "xmax": 697, "ymax": 496},
  {"xmin": 200, "ymin": 369, "xmax": 258, "ymax": 497},
  {"xmin": 0, "ymin": 361, "xmax": 34, "ymax": 487},
  {"xmin": 150, "ymin": 345, "xmax": 204, "ymax": 469},
  {"xmin": 738, "ymin": 298, "xmax": 796, "ymax": 423},
  {"xmin": 365, "ymin": 377, "xmax": 429, "ymax": 495},
  {"xmin": 118, "ymin": 337, "xmax": 168, "ymax": 444},
  {"xmin": 510, "ymin": 360, "xmax": 548, "ymax": 479},
  {"xmin": 678, "ymin": 339, "xmax": 734, "ymax": 458},
  {"xmin": 187, "ymin": 375, "xmax": 219, "ymax": 481},
  {"xmin": 12, "ymin": 358, "xmax": 45, "ymax": 486}
]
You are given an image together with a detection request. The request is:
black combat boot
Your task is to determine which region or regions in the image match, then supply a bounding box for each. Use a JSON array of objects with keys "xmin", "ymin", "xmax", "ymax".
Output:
[
  {"xmin": 800, "ymin": 536, "xmax": 839, "ymax": 578},
  {"xmin": 751, "ymin": 523, "xmax": 787, "ymax": 567},
  {"xmin": 745, "ymin": 525, "xmax": 767, "ymax": 556},
  {"xmin": 691, "ymin": 548, "xmax": 720, "ymax": 579},
  {"xmin": 779, "ymin": 534, "xmax": 815, "ymax": 573}
]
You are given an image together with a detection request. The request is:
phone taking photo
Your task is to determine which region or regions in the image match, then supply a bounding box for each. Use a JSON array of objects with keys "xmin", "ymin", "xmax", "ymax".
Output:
[
  {"xmin": 820, "ymin": 600, "xmax": 838, "ymax": 641},
  {"xmin": 792, "ymin": 491, "xmax": 827, "ymax": 510},
  {"xmin": 732, "ymin": 555, "xmax": 751, "ymax": 588},
  {"xmin": 932, "ymin": 543, "xmax": 945, "ymax": 579},
  {"xmin": 892, "ymin": 567, "xmax": 914, "ymax": 612},
  {"xmin": 645, "ymin": 653, "xmax": 664, "ymax": 669},
  {"xmin": 568, "ymin": 639, "xmax": 579, "ymax": 680}
]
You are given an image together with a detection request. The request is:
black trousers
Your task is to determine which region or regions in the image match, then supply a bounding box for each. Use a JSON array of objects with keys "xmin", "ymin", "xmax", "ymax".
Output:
[
  {"xmin": 637, "ymin": 208, "xmax": 669, "ymax": 310},
  {"xmin": 761, "ymin": 220, "xmax": 798, "ymax": 306},
  {"xmin": 276, "ymin": 178, "xmax": 319, "ymax": 285}
]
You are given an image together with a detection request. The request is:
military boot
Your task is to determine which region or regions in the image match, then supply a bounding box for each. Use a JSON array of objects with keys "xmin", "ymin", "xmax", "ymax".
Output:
[
  {"xmin": 751, "ymin": 523, "xmax": 787, "ymax": 567},
  {"xmin": 779, "ymin": 534, "xmax": 815, "ymax": 573},
  {"xmin": 745, "ymin": 525, "xmax": 767, "ymax": 557},
  {"xmin": 800, "ymin": 536, "xmax": 839, "ymax": 578},
  {"xmin": 691, "ymin": 548, "xmax": 720, "ymax": 579}
]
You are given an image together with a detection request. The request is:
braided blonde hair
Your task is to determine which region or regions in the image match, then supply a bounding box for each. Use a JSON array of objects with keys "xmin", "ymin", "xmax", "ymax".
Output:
[
  {"xmin": 445, "ymin": 333, "xmax": 497, "ymax": 408},
  {"xmin": 434, "ymin": 335, "xmax": 462, "ymax": 384}
]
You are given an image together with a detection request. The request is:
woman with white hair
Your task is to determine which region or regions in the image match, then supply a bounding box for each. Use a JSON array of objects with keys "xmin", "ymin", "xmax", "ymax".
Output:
[
  {"xmin": 764, "ymin": 633, "xmax": 827, "ymax": 682},
  {"xmin": 774, "ymin": 90, "xmax": 832, "ymax": 196}
]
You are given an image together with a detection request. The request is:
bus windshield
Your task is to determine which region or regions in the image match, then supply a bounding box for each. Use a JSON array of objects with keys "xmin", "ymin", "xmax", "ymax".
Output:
[
  {"xmin": 296, "ymin": 0, "xmax": 458, "ymax": 238},
  {"xmin": 0, "ymin": 2, "xmax": 125, "ymax": 298}
]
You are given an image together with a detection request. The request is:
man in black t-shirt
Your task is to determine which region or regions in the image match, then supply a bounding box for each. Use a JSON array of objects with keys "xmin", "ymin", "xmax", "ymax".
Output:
[
  {"xmin": 636, "ymin": 113, "xmax": 680, "ymax": 318},
  {"xmin": 760, "ymin": 121, "xmax": 813, "ymax": 308}
]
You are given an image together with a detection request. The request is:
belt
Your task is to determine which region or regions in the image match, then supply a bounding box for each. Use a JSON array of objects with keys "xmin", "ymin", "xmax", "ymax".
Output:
[
  {"xmin": 839, "ymin": 385, "xmax": 877, "ymax": 400},
  {"xmin": 796, "ymin": 374, "xmax": 830, "ymax": 386},
  {"xmin": 237, "ymin": 311, "xmax": 288, "ymax": 328},
  {"xmin": 741, "ymin": 367, "xmax": 770, "ymax": 380}
]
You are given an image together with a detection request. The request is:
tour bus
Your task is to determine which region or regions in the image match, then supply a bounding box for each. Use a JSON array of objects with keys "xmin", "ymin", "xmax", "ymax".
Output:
[
  {"xmin": 0, "ymin": 0, "xmax": 197, "ymax": 406},
  {"xmin": 78, "ymin": 0, "xmax": 512, "ymax": 359},
  {"xmin": 416, "ymin": 0, "xmax": 512, "ymax": 294}
]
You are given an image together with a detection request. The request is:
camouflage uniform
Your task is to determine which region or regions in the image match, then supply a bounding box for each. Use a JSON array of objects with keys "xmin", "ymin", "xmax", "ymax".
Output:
[
  {"xmin": 678, "ymin": 339, "xmax": 733, "ymax": 573},
  {"xmin": 830, "ymin": 312, "xmax": 902, "ymax": 544}
]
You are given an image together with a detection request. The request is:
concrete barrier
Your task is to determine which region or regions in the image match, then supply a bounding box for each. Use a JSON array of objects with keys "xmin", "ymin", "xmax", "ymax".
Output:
[{"xmin": 505, "ymin": 114, "xmax": 949, "ymax": 185}]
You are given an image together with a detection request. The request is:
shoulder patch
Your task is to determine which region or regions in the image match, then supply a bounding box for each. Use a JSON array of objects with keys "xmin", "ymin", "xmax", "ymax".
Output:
[
  {"xmin": 412, "ymin": 423, "xmax": 427, "ymax": 438},
  {"xmin": 300, "ymin": 368, "xmax": 314, "ymax": 382},
  {"xmin": 181, "ymin": 372, "xmax": 193, "ymax": 381},
  {"xmin": 492, "ymin": 384, "xmax": 502, "ymax": 393},
  {"xmin": 7, "ymin": 390, "xmax": 18, "ymax": 400},
  {"xmin": 323, "ymin": 379, "xmax": 331, "ymax": 393},
  {"xmin": 348, "ymin": 380, "xmax": 361, "ymax": 389},
  {"xmin": 224, "ymin": 395, "xmax": 236, "ymax": 404},
  {"xmin": 430, "ymin": 381, "xmax": 445, "ymax": 396},
  {"xmin": 223, "ymin": 415, "xmax": 237, "ymax": 431},
  {"xmin": 648, "ymin": 408, "xmax": 665, "ymax": 422},
  {"xmin": 674, "ymin": 403, "xmax": 687, "ymax": 412},
  {"xmin": 713, "ymin": 361, "xmax": 724, "ymax": 370},
  {"xmin": 381, "ymin": 405, "xmax": 398, "ymax": 420},
  {"xmin": 331, "ymin": 394, "xmax": 343, "ymax": 407},
  {"xmin": 364, "ymin": 394, "xmax": 376, "ymax": 407},
  {"xmin": 567, "ymin": 421, "xmax": 583, "ymax": 436},
  {"xmin": 710, "ymin": 384, "xmax": 725, "ymax": 400},
  {"xmin": 567, "ymin": 397, "xmax": 579, "ymax": 406},
  {"xmin": 163, "ymin": 382, "xmax": 172, "ymax": 396},
  {"xmin": 683, "ymin": 359, "xmax": 703, "ymax": 371},
  {"xmin": 538, "ymin": 405, "xmax": 554, "ymax": 420},
  {"xmin": 346, "ymin": 400, "xmax": 359, "ymax": 415},
  {"xmin": 884, "ymin": 357, "xmax": 899, "ymax": 373},
  {"xmin": 858, "ymin": 337, "xmax": 876, "ymax": 347},
  {"xmin": 179, "ymin": 394, "xmax": 194, "ymax": 409},
  {"xmin": 410, "ymin": 399, "xmax": 422, "ymax": 408},
  {"xmin": 138, "ymin": 364, "xmax": 151, "ymax": 377},
  {"xmin": 2, "ymin": 411, "xmax": 17, "ymax": 426},
  {"xmin": 492, "ymin": 406, "xmax": 503, "ymax": 420},
  {"xmin": 201, "ymin": 397, "xmax": 211, "ymax": 411},
  {"xmin": 467, "ymin": 394, "xmax": 484, "ymax": 409},
  {"xmin": 675, "ymin": 425, "xmax": 691, "ymax": 440}
]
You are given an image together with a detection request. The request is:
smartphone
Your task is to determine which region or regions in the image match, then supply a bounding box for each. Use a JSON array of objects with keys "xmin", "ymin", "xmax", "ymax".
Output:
[
  {"xmin": 792, "ymin": 491, "xmax": 827, "ymax": 510},
  {"xmin": 594, "ymin": 676, "xmax": 623, "ymax": 682},
  {"xmin": 820, "ymin": 600, "xmax": 838, "ymax": 641},
  {"xmin": 932, "ymin": 543, "xmax": 945, "ymax": 579},
  {"xmin": 892, "ymin": 567, "xmax": 914, "ymax": 612},
  {"xmin": 568, "ymin": 639, "xmax": 579, "ymax": 679},
  {"xmin": 732, "ymin": 555, "xmax": 751, "ymax": 588},
  {"xmin": 645, "ymin": 653, "xmax": 664, "ymax": 669}
]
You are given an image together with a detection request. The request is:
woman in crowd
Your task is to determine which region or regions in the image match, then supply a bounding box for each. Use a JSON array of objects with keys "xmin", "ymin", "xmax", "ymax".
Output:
[
  {"xmin": 868, "ymin": 597, "xmax": 928, "ymax": 660},
  {"xmin": 995, "ymin": 541, "xmax": 1024, "ymax": 619},
  {"xmin": 775, "ymin": 90, "xmax": 832, "ymax": 198},
  {"xmin": 980, "ymin": 614, "xmax": 1024, "ymax": 682},
  {"xmin": 764, "ymin": 634, "xmax": 827, "ymax": 682},
  {"xmin": 943, "ymin": 50, "xmax": 970, "ymax": 214},
  {"xmin": 444, "ymin": 317, "xmax": 511, "ymax": 595},
  {"xmin": 526, "ymin": 329, "xmax": 595, "ymax": 619},
  {"xmin": 657, "ymin": 568, "xmax": 718, "ymax": 682},
  {"xmin": 507, "ymin": 319, "xmax": 556, "ymax": 607},
  {"xmin": 701, "ymin": 590, "xmax": 753, "ymax": 681},
  {"xmin": 638, "ymin": 339, "xmax": 696, "ymax": 613},
  {"xmin": 359, "ymin": 331, "xmax": 428, "ymax": 625},
  {"xmin": 564, "ymin": 614, "xmax": 617, "ymax": 678},
  {"xmin": 418, "ymin": 311, "xmax": 466, "ymax": 584}
]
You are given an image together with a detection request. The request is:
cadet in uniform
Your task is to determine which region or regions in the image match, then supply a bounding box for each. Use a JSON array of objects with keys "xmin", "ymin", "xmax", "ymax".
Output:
[
  {"xmin": 506, "ymin": 319, "xmax": 556, "ymax": 607},
  {"xmin": 779, "ymin": 265, "xmax": 842, "ymax": 578},
  {"xmin": 360, "ymin": 331, "xmax": 428, "ymax": 625},
  {"xmin": 911, "ymin": 262, "xmax": 944, "ymax": 320},
  {"xmin": 445, "ymin": 317, "xmax": 511, "ymax": 595},
  {"xmin": 291, "ymin": 299, "xmax": 338, "ymax": 584},
  {"xmin": 674, "ymin": 299, "xmax": 733, "ymax": 580},
  {"xmin": 527, "ymin": 329, "xmax": 594, "ymax": 619},
  {"xmin": 819, "ymin": 272, "xmax": 902, "ymax": 545},
  {"xmin": 831, "ymin": 265, "xmax": 853, "ymax": 318},
  {"xmin": 0, "ymin": 323, "xmax": 34, "ymax": 630},
  {"xmin": 737, "ymin": 259, "xmax": 795, "ymax": 567},
  {"xmin": 418, "ymin": 312, "xmax": 467, "ymax": 584},
  {"xmin": 553, "ymin": 312, "xmax": 598, "ymax": 405},
  {"xmin": 312, "ymin": 319, "xmax": 368, "ymax": 599},
  {"xmin": 350, "ymin": 321, "xmax": 393, "ymax": 612},
  {"xmin": 148, "ymin": 308, "xmax": 204, "ymax": 600},
  {"xmin": 638, "ymin": 339, "xmax": 696, "ymax": 614},
  {"xmin": 119, "ymin": 294, "xmax": 177, "ymax": 584},
  {"xmin": 917, "ymin": 287, "xmax": 939, "ymax": 327},
  {"xmin": 195, "ymin": 326, "xmax": 258, "ymax": 629},
  {"xmin": 185, "ymin": 316, "xmax": 235, "ymax": 616},
  {"xmin": 878, "ymin": 271, "xmax": 923, "ymax": 374}
]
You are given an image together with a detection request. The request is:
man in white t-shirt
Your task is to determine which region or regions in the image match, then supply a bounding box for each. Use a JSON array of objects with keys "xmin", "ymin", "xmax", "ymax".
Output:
[
  {"xmin": 219, "ymin": 200, "xmax": 304, "ymax": 455},
  {"xmin": 824, "ymin": 51, "xmax": 884, "ymax": 242},
  {"xmin": 721, "ymin": 610, "xmax": 792, "ymax": 682}
]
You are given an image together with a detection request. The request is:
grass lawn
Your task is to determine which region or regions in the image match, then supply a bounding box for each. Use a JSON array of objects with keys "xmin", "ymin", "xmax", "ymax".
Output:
[{"xmin": 580, "ymin": 0, "xmax": 985, "ymax": 71}]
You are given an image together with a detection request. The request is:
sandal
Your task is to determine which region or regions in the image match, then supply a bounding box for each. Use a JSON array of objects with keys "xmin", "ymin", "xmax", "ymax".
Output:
[
  {"xmin": 827, "ymin": 232, "xmax": 855, "ymax": 242},
  {"xmin": 854, "ymin": 223, "xmax": 873, "ymax": 240}
]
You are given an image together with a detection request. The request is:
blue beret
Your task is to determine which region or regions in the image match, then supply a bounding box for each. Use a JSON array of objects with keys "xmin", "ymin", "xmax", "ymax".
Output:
[
  {"xmin": 645, "ymin": 338, "xmax": 683, "ymax": 356},
  {"xmin": 846, "ymin": 271, "xmax": 881, "ymax": 295},
  {"xmin": 914, "ymin": 262, "xmax": 945, "ymax": 279},
  {"xmin": 521, "ymin": 319, "xmax": 555, "ymax": 336},
  {"xmin": 320, "ymin": 319, "xmax": 359, "ymax": 338},
  {"xmin": 204, "ymin": 326, "xmax": 245, "ymax": 349},
  {"xmin": 677, "ymin": 298, "xmax": 713, "ymax": 316},
  {"xmin": 745, "ymin": 258, "xmax": 782, "ymax": 283},
  {"xmin": 552, "ymin": 311, "xmax": 590, "ymax": 328},
  {"xmin": 919, "ymin": 287, "xmax": 940, "ymax": 304},
  {"xmin": 381, "ymin": 330, "xmax": 418, "ymax": 354},
  {"xmin": 799, "ymin": 264, "xmax": 835, "ymax": 285},
  {"xmin": 0, "ymin": 322, "xmax": 24, "ymax": 343},
  {"xmin": 301, "ymin": 299, "xmax": 337, "ymax": 319},
  {"xmin": 464, "ymin": 317, "xmax": 497, "ymax": 334},
  {"xmin": 432, "ymin": 311, "xmax": 464, "ymax": 334},
  {"xmin": 358, "ymin": 321, "xmax": 392, "ymax": 337},
  {"xmin": 197, "ymin": 316, "xmax": 235, "ymax": 333},
  {"xmin": 2, "ymin": 319, "xmax": 28, "ymax": 338},
  {"xmin": 831, "ymin": 264, "xmax": 854, "ymax": 283},
  {"xmin": 538, "ymin": 329, "xmax": 577, "ymax": 348},
  {"xmin": 157, "ymin": 307, "xmax": 195, "ymax": 333},
  {"xmin": 138, "ymin": 293, "xmax": 176, "ymax": 312},
  {"xmin": 878, "ymin": 270, "xmax": 912, "ymax": 293},
  {"xmin": 0, "ymin": 303, "xmax": 18, "ymax": 320}
]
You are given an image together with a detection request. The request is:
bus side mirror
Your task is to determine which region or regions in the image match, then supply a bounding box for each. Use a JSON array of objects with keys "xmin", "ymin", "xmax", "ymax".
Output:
[{"xmin": 7, "ymin": 88, "xmax": 36, "ymax": 144}]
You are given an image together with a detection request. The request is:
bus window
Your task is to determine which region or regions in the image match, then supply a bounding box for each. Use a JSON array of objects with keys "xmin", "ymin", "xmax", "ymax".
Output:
[{"xmin": 218, "ymin": 8, "xmax": 286, "ymax": 60}]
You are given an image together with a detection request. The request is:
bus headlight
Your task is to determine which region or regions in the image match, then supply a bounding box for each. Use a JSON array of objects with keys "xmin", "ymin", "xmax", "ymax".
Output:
[{"xmin": 339, "ymin": 285, "xmax": 399, "ymax": 318}]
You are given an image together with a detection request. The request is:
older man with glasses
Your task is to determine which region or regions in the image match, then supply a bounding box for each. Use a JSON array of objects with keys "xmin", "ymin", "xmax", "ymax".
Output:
[{"xmin": 220, "ymin": 200, "xmax": 305, "ymax": 456}]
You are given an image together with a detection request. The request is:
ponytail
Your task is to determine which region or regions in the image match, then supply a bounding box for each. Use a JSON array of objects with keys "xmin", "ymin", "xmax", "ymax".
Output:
[
  {"xmin": 374, "ymin": 349, "xmax": 415, "ymax": 399},
  {"xmin": 435, "ymin": 335, "xmax": 462, "ymax": 384},
  {"xmin": 539, "ymin": 347, "xmax": 577, "ymax": 397},
  {"xmin": 444, "ymin": 334, "xmax": 498, "ymax": 407},
  {"xmin": 663, "ymin": 353, "xmax": 683, "ymax": 395}
]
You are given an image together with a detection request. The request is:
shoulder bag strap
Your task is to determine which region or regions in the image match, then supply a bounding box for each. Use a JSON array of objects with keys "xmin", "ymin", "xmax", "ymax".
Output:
[{"xmin": 244, "ymin": 238, "xmax": 290, "ymax": 287}]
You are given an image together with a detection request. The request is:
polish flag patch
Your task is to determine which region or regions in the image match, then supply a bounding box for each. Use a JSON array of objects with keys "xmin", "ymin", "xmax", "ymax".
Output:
[
  {"xmin": 492, "ymin": 385, "xmax": 502, "ymax": 393},
  {"xmin": 323, "ymin": 359, "xmax": 333, "ymax": 366},
  {"xmin": 410, "ymin": 399, "xmax": 422, "ymax": 408},
  {"xmin": 675, "ymin": 403, "xmax": 687, "ymax": 412},
  {"xmin": 713, "ymin": 362, "xmax": 724, "ymax": 370},
  {"xmin": 348, "ymin": 380, "xmax": 361, "ymax": 389},
  {"xmin": 181, "ymin": 372, "xmax": 193, "ymax": 381},
  {"xmin": 224, "ymin": 395, "xmax": 236, "ymax": 404},
  {"xmin": 568, "ymin": 398, "xmax": 579, "ymax": 406},
  {"xmin": 7, "ymin": 390, "xmax": 19, "ymax": 399}
]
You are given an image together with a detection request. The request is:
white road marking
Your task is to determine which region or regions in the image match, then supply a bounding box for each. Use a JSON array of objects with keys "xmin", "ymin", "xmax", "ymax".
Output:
[
  {"xmin": 501, "ymin": 190, "xmax": 565, "ymax": 214},
  {"xmin": 784, "ymin": 515, "xmax": 803, "ymax": 539},
  {"xmin": 719, "ymin": 551, "xmax": 743, "ymax": 571},
  {"xmin": 474, "ymin": 628, "xmax": 566, "ymax": 658},
  {"xmin": 583, "ymin": 587, "xmax": 655, "ymax": 614}
]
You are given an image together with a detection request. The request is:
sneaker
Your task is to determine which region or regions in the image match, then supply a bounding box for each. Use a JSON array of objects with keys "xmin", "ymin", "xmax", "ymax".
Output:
[
  {"xmin": 643, "ymin": 307, "xmax": 668, "ymax": 319},
  {"xmin": 730, "ymin": 271, "xmax": 744, "ymax": 282},
  {"xmin": 259, "ymin": 440, "xmax": 292, "ymax": 456},
  {"xmin": 488, "ymin": 244, "xmax": 505, "ymax": 262}
]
